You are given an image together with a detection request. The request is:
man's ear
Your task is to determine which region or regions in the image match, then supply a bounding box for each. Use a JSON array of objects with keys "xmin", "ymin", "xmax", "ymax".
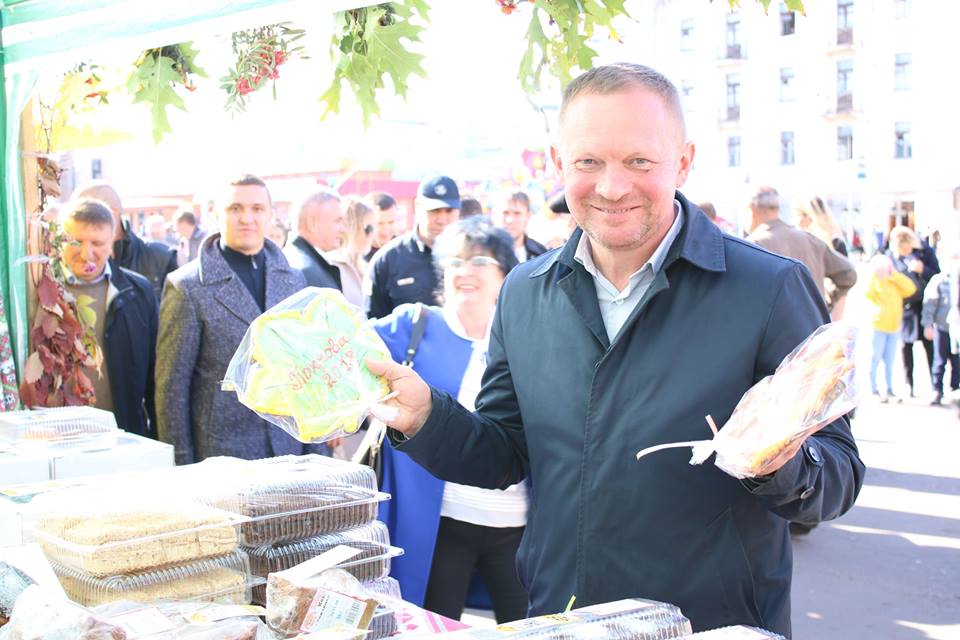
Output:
[
  {"xmin": 675, "ymin": 141, "xmax": 695, "ymax": 188},
  {"xmin": 550, "ymin": 145, "xmax": 563, "ymax": 176}
]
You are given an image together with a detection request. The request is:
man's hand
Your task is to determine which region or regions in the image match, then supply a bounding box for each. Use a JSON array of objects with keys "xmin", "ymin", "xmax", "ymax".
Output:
[
  {"xmin": 924, "ymin": 326, "xmax": 935, "ymax": 341},
  {"xmin": 366, "ymin": 358, "xmax": 433, "ymax": 438},
  {"xmin": 908, "ymin": 258, "xmax": 924, "ymax": 275}
]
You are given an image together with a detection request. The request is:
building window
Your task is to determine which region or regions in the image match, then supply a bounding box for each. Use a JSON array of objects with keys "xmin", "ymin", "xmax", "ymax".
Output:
[
  {"xmin": 91, "ymin": 159, "xmax": 103, "ymax": 180},
  {"xmin": 895, "ymin": 0, "xmax": 910, "ymax": 19},
  {"xmin": 726, "ymin": 74, "xmax": 741, "ymax": 120},
  {"xmin": 894, "ymin": 53, "xmax": 912, "ymax": 90},
  {"xmin": 728, "ymin": 136, "xmax": 741, "ymax": 167},
  {"xmin": 726, "ymin": 12, "xmax": 742, "ymax": 58},
  {"xmin": 895, "ymin": 122, "xmax": 912, "ymax": 158},
  {"xmin": 681, "ymin": 19, "xmax": 694, "ymax": 51},
  {"xmin": 779, "ymin": 67, "xmax": 795, "ymax": 101},
  {"xmin": 836, "ymin": 59, "xmax": 853, "ymax": 112},
  {"xmin": 837, "ymin": 125, "xmax": 853, "ymax": 161},
  {"xmin": 837, "ymin": 0, "xmax": 854, "ymax": 44},
  {"xmin": 780, "ymin": 4, "xmax": 796, "ymax": 35},
  {"xmin": 780, "ymin": 131, "xmax": 795, "ymax": 165},
  {"xmin": 681, "ymin": 79, "xmax": 694, "ymax": 108}
]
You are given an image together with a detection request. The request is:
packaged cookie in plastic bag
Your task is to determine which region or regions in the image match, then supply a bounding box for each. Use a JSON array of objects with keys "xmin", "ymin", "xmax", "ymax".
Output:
[
  {"xmin": 223, "ymin": 288, "xmax": 392, "ymax": 444},
  {"xmin": 637, "ymin": 322, "xmax": 858, "ymax": 479}
]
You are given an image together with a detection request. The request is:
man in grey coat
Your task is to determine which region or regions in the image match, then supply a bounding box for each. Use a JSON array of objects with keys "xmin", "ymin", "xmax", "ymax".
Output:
[
  {"xmin": 156, "ymin": 175, "xmax": 312, "ymax": 465},
  {"xmin": 367, "ymin": 64, "xmax": 864, "ymax": 637}
]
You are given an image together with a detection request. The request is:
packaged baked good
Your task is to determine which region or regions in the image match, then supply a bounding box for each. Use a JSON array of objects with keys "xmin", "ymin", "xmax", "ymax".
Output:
[
  {"xmin": 52, "ymin": 551, "xmax": 256, "ymax": 607},
  {"xmin": 637, "ymin": 322, "xmax": 858, "ymax": 479},
  {"xmin": 24, "ymin": 487, "xmax": 241, "ymax": 577},
  {"xmin": 266, "ymin": 567, "xmax": 378, "ymax": 637},
  {"xmin": 0, "ymin": 562, "xmax": 35, "ymax": 623},
  {"xmin": 222, "ymin": 288, "xmax": 392, "ymax": 444},
  {"xmin": 248, "ymin": 521, "xmax": 400, "ymax": 605},
  {"xmin": 0, "ymin": 584, "xmax": 126, "ymax": 639},
  {"xmin": 0, "ymin": 406, "xmax": 117, "ymax": 451},
  {"xmin": 94, "ymin": 600, "xmax": 270, "ymax": 639},
  {"xmin": 164, "ymin": 455, "xmax": 385, "ymax": 546}
]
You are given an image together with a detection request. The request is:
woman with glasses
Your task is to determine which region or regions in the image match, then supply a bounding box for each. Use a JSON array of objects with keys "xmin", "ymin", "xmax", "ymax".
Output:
[
  {"xmin": 371, "ymin": 216, "xmax": 528, "ymax": 622},
  {"xmin": 329, "ymin": 196, "xmax": 376, "ymax": 308}
]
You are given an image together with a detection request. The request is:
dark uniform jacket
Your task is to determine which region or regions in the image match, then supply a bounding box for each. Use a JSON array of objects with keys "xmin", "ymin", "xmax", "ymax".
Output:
[
  {"xmin": 283, "ymin": 236, "xmax": 342, "ymax": 290},
  {"xmin": 394, "ymin": 194, "xmax": 865, "ymax": 637},
  {"xmin": 113, "ymin": 220, "xmax": 178, "ymax": 300},
  {"xmin": 103, "ymin": 262, "xmax": 159, "ymax": 438},
  {"xmin": 523, "ymin": 234, "xmax": 549, "ymax": 260},
  {"xmin": 365, "ymin": 232, "xmax": 439, "ymax": 319},
  {"xmin": 156, "ymin": 234, "xmax": 313, "ymax": 465}
]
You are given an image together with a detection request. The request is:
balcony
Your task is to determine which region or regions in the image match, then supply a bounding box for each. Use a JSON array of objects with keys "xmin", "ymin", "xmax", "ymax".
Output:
[
  {"xmin": 716, "ymin": 44, "xmax": 746, "ymax": 67},
  {"xmin": 837, "ymin": 28, "xmax": 853, "ymax": 45},
  {"xmin": 726, "ymin": 44, "xmax": 742, "ymax": 59},
  {"xmin": 727, "ymin": 105, "xmax": 741, "ymax": 121},
  {"xmin": 837, "ymin": 93, "xmax": 853, "ymax": 113}
]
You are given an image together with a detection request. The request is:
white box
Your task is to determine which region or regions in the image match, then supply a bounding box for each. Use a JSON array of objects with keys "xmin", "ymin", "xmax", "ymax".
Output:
[
  {"xmin": 0, "ymin": 449, "xmax": 51, "ymax": 485},
  {"xmin": 51, "ymin": 433, "xmax": 173, "ymax": 479}
]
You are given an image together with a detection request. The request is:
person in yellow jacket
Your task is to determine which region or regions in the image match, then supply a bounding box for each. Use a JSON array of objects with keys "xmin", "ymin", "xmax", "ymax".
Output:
[{"xmin": 866, "ymin": 253, "xmax": 918, "ymax": 402}]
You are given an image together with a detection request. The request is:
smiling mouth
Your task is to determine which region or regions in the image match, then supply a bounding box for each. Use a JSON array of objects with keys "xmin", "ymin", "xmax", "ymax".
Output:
[{"xmin": 591, "ymin": 204, "xmax": 638, "ymax": 214}]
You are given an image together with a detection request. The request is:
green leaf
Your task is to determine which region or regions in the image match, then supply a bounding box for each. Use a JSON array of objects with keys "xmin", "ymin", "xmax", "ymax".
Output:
[
  {"xmin": 75, "ymin": 294, "xmax": 97, "ymax": 329},
  {"xmin": 128, "ymin": 52, "xmax": 187, "ymax": 143}
]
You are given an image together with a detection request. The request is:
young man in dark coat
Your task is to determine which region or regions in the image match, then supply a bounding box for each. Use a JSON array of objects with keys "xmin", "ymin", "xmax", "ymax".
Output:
[
  {"xmin": 73, "ymin": 182, "xmax": 177, "ymax": 301},
  {"xmin": 283, "ymin": 188, "xmax": 345, "ymax": 291},
  {"xmin": 156, "ymin": 175, "xmax": 320, "ymax": 465},
  {"xmin": 367, "ymin": 64, "xmax": 864, "ymax": 637},
  {"xmin": 493, "ymin": 190, "xmax": 548, "ymax": 263},
  {"xmin": 60, "ymin": 199, "xmax": 158, "ymax": 438}
]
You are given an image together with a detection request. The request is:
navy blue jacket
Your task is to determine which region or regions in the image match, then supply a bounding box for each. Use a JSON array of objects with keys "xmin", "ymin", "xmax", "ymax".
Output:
[
  {"xmin": 393, "ymin": 194, "xmax": 864, "ymax": 636},
  {"xmin": 366, "ymin": 233, "xmax": 440, "ymax": 319},
  {"xmin": 104, "ymin": 262, "xmax": 159, "ymax": 437},
  {"xmin": 284, "ymin": 236, "xmax": 342, "ymax": 291}
]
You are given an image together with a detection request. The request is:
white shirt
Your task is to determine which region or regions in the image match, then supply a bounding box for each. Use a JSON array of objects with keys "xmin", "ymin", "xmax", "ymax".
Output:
[
  {"xmin": 574, "ymin": 202, "xmax": 684, "ymax": 342},
  {"xmin": 438, "ymin": 305, "xmax": 528, "ymax": 528}
]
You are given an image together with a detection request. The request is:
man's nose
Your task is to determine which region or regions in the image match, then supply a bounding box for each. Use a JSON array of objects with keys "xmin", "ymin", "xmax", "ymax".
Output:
[{"xmin": 595, "ymin": 167, "xmax": 632, "ymax": 202}]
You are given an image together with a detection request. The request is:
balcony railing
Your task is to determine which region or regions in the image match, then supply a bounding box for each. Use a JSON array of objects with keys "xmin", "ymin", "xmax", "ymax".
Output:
[
  {"xmin": 727, "ymin": 105, "xmax": 741, "ymax": 121},
  {"xmin": 837, "ymin": 28, "xmax": 853, "ymax": 45},
  {"xmin": 726, "ymin": 44, "xmax": 743, "ymax": 59}
]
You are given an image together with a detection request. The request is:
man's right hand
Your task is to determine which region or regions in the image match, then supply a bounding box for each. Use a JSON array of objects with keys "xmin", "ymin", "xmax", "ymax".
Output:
[{"xmin": 366, "ymin": 358, "xmax": 433, "ymax": 438}]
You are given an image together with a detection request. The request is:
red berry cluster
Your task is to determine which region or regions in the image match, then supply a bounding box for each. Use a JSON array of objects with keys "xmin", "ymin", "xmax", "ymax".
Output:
[
  {"xmin": 236, "ymin": 46, "xmax": 287, "ymax": 96},
  {"xmin": 496, "ymin": 0, "xmax": 519, "ymax": 15}
]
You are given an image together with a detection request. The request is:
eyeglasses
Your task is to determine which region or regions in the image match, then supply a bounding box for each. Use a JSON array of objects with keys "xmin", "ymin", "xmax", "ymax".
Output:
[
  {"xmin": 363, "ymin": 224, "xmax": 375, "ymax": 236},
  {"xmin": 441, "ymin": 255, "xmax": 501, "ymax": 269}
]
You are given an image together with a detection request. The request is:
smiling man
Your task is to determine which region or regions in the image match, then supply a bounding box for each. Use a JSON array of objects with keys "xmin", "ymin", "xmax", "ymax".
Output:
[
  {"xmin": 366, "ymin": 64, "xmax": 864, "ymax": 636},
  {"xmin": 493, "ymin": 191, "xmax": 548, "ymax": 263},
  {"xmin": 60, "ymin": 198, "xmax": 159, "ymax": 438},
  {"xmin": 156, "ymin": 174, "xmax": 314, "ymax": 464}
]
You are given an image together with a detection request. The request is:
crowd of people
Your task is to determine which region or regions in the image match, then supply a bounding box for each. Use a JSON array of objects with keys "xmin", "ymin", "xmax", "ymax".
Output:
[{"xmin": 44, "ymin": 61, "xmax": 954, "ymax": 635}]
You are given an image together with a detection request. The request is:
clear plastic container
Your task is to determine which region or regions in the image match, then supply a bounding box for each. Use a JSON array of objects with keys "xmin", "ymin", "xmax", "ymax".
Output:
[
  {"xmin": 52, "ymin": 551, "xmax": 261, "ymax": 607},
  {"xmin": 679, "ymin": 626, "xmax": 785, "ymax": 639},
  {"xmin": 248, "ymin": 521, "xmax": 402, "ymax": 605},
  {"xmin": 24, "ymin": 487, "xmax": 243, "ymax": 577},
  {"xmin": 167, "ymin": 455, "xmax": 386, "ymax": 546},
  {"xmin": 0, "ymin": 406, "xmax": 117, "ymax": 450},
  {"xmin": 446, "ymin": 599, "xmax": 692, "ymax": 640},
  {"xmin": 94, "ymin": 600, "xmax": 271, "ymax": 639}
]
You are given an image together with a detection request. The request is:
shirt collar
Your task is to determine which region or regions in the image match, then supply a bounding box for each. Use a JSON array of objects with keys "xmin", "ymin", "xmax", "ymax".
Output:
[
  {"xmin": 574, "ymin": 200, "xmax": 684, "ymax": 286},
  {"xmin": 64, "ymin": 260, "xmax": 111, "ymax": 286}
]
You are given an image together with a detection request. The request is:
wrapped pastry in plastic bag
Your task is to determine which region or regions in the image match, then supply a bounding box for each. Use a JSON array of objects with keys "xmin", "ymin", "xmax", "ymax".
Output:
[
  {"xmin": 637, "ymin": 322, "xmax": 858, "ymax": 479},
  {"xmin": 94, "ymin": 600, "xmax": 271, "ymax": 639},
  {"xmin": 0, "ymin": 584, "xmax": 126, "ymax": 639},
  {"xmin": 223, "ymin": 288, "xmax": 392, "ymax": 444}
]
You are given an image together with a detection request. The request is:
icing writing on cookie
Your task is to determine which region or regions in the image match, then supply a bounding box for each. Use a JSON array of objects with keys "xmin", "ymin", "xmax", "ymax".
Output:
[{"xmin": 289, "ymin": 337, "xmax": 353, "ymax": 391}]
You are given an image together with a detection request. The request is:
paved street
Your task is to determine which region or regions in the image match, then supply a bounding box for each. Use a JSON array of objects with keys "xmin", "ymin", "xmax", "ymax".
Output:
[{"xmin": 792, "ymin": 359, "xmax": 960, "ymax": 639}]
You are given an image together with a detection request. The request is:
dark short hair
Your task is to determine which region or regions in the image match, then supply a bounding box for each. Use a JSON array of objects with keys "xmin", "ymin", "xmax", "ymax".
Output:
[
  {"xmin": 64, "ymin": 198, "xmax": 115, "ymax": 230},
  {"xmin": 368, "ymin": 191, "xmax": 396, "ymax": 211},
  {"xmin": 433, "ymin": 216, "xmax": 519, "ymax": 278},
  {"xmin": 560, "ymin": 63, "xmax": 686, "ymax": 139},
  {"xmin": 507, "ymin": 191, "xmax": 531, "ymax": 212},
  {"xmin": 547, "ymin": 191, "xmax": 569, "ymax": 214},
  {"xmin": 460, "ymin": 198, "xmax": 485, "ymax": 218},
  {"xmin": 176, "ymin": 210, "xmax": 197, "ymax": 226},
  {"xmin": 230, "ymin": 174, "xmax": 272, "ymax": 204}
]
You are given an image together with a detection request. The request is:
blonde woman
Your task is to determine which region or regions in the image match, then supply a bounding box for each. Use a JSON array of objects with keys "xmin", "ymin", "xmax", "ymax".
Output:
[
  {"xmin": 796, "ymin": 196, "xmax": 848, "ymax": 256},
  {"xmin": 329, "ymin": 197, "xmax": 376, "ymax": 308}
]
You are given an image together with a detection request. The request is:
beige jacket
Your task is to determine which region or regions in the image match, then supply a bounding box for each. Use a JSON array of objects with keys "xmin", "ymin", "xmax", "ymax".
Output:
[{"xmin": 748, "ymin": 218, "xmax": 857, "ymax": 304}]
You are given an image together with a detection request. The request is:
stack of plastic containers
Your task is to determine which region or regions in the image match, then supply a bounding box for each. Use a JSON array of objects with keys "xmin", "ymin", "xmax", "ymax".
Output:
[
  {"xmin": 213, "ymin": 455, "xmax": 400, "ymax": 607},
  {"xmin": 23, "ymin": 484, "xmax": 253, "ymax": 607},
  {"xmin": 0, "ymin": 406, "xmax": 117, "ymax": 450},
  {"xmin": 21, "ymin": 454, "xmax": 395, "ymax": 610}
]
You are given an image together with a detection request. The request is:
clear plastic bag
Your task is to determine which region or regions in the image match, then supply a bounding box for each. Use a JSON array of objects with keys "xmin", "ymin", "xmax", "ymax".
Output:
[
  {"xmin": 222, "ymin": 288, "xmax": 392, "ymax": 444},
  {"xmin": 637, "ymin": 322, "xmax": 858, "ymax": 479}
]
